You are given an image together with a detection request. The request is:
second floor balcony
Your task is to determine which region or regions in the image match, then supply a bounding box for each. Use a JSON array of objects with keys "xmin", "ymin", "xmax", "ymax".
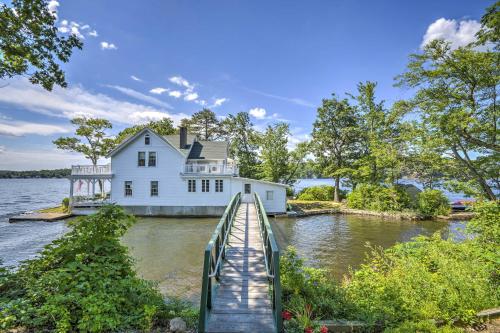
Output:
[{"xmin": 183, "ymin": 163, "xmax": 239, "ymax": 176}]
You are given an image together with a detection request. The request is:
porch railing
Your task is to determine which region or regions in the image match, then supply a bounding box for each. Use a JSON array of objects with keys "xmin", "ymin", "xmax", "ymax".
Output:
[
  {"xmin": 254, "ymin": 192, "xmax": 282, "ymax": 332},
  {"xmin": 183, "ymin": 163, "xmax": 238, "ymax": 175},
  {"xmin": 71, "ymin": 164, "xmax": 111, "ymax": 175},
  {"xmin": 198, "ymin": 192, "xmax": 241, "ymax": 332}
]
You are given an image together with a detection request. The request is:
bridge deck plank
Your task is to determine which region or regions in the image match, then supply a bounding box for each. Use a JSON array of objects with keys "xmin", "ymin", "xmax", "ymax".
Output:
[{"xmin": 206, "ymin": 202, "xmax": 275, "ymax": 333}]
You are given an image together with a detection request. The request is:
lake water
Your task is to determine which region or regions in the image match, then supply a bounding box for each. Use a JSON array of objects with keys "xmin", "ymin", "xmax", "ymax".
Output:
[{"xmin": 0, "ymin": 178, "xmax": 466, "ymax": 302}]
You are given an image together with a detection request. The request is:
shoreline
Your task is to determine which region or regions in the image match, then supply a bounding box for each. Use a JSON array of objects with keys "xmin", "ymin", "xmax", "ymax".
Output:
[{"xmin": 285, "ymin": 200, "xmax": 474, "ymax": 221}]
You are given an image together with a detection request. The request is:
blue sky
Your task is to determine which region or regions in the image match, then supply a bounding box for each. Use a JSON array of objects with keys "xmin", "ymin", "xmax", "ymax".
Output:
[{"xmin": 0, "ymin": 0, "xmax": 493, "ymax": 170}]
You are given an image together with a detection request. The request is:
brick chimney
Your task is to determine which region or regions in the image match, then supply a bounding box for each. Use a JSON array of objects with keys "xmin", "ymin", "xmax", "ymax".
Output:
[{"xmin": 179, "ymin": 126, "xmax": 187, "ymax": 149}]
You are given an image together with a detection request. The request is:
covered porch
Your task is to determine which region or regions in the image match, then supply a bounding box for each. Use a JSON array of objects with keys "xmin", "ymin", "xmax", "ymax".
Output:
[{"xmin": 68, "ymin": 165, "xmax": 113, "ymax": 213}]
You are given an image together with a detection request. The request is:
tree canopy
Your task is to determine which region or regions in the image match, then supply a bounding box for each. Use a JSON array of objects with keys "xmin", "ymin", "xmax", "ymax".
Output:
[
  {"xmin": 53, "ymin": 117, "xmax": 114, "ymax": 165},
  {"xmin": 0, "ymin": 0, "xmax": 82, "ymax": 90},
  {"xmin": 114, "ymin": 118, "xmax": 176, "ymax": 144}
]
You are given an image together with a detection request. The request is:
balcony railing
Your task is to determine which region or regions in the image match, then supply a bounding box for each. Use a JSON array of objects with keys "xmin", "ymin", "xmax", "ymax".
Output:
[
  {"xmin": 183, "ymin": 163, "xmax": 239, "ymax": 175},
  {"xmin": 71, "ymin": 164, "xmax": 112, "ymax": 176}
]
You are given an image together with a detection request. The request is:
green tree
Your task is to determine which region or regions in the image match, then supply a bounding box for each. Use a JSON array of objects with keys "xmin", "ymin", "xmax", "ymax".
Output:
[
  {"xmin": 0, "ymin": 0, "xmax": 82, "ymax": 90},
  {"xmin": 221, "ymin": 112, "xmax": 260, "ymax": 178},
  {"xmin": 350, "ymin": 82, "xmax": 408, "ymax": 186},
  {"xmin": 396, "ymin": 39, "xmax": 499, "ymax": 200},
  {"xmin": 312, "ymin": 95, "xmax": 360, "ymax": 201},
  {"xmin": 114, "ymin": 118, "xmax": 176, "ymax": 144},
  {"xmin": 284, "ymin": 141, "xmax": 310, "ymax": 185},
  {"xmin": 259, "ymin": 122, "xmax": 290, "ymax": 183},
  {"xmin": 187, "ymin": 108, "xmax": 221, "ymax": 140},
  {"xmin": 53, "ymin": 117, "xmax": 114, "ymax": 166}
]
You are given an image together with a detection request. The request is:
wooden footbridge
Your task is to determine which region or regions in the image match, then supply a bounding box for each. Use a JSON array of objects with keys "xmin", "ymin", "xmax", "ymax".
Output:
[{"xmin": 199, "ymin": 192, "xmax": 282, "ymax": 333}]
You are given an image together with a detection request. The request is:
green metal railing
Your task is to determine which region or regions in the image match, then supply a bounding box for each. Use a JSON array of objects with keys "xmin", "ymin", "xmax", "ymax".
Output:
[
  {"xmin": 198, "ymin": 192, "xmax": 241, "ymax": 332},
  {"xmin": 254, "ymin": 192, "xmax": 283, "ymax": 333}
]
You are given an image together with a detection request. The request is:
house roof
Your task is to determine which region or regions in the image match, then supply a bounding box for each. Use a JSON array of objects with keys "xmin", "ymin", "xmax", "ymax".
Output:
[
  {"xmin": 163, "ymin": 134, "xmax": 197, "ymax": 157},
  {"xmin": 107, "ymin": 128, "xmax": 188, "ymax": 158},
  {"xmin": 187, "ymin": 140, "xmax": 228, "ymax": 160}
]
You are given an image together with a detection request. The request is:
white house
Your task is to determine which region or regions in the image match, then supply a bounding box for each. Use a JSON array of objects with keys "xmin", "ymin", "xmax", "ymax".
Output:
[{"xmin": 69, "ymin": 127, "xmax": 287, "ymax": 216}]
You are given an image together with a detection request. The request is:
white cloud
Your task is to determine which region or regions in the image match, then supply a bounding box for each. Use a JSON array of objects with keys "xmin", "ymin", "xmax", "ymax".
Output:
[
  {"xmin": 149, "ymin": 87, "xmax": 168, "ymax": 95},
  {"xmin": 0, "ymin": 147, "xmax": 93, "ymax": 170},
  {"xmin": 211, "ymin": 98, "xmax": 228, "ymax": 107},
  {"xmin": 100, "ymin": 41, "xmax": 117, "ymax": 50},
  {"xmin": 421, "ymin": 18, "xmax": 481, "ymax": 49},
  {"xmin": 168, "ymin": 90, "xmax": 182, "ymax": 98},
  {"xmin": 0, "ymin": 79, "xmax": 189, "ymax": 126},
  {"xmin": 131, "ymin": 75, "xmax": 142, "ymax": 82},
  {"xmin": 47, "ymin": 0, "xmax": 59, "ymax": 18},
  {"xmin": 169, "ymin": 76, "xmax": 194, "ymax": 90},
  {"xmin": 184, "ymin": 92, "xmax": 199, "ymax": 101},
  {"xmin": 58, "ymin": 20, "xmax": 98, "ymax": 39},
  {"xmin": 106, "ymin": 85, "xmax": 172, "ymax": 109},
  {"xmin": 0, "ymin": 120, "xmax": 69, "ymax": 137},
  {"xmin": 195, "ymin": 99, "xmax": 207, "ymax": 106},
  {"xmin": 0, "ymin": 145, "xmax": 5, "ymax": 153},
  {"xmin": 249, "ymin": 107, "xmax": 267, "ymax": 119}
]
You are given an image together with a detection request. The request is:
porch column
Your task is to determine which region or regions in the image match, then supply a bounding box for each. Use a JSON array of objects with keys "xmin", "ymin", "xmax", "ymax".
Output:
[
  {"xmin": 92, "ymin": 179, "xmax": 96, "ymax": 198},
  {"xmin": 69, "ymin": 178, "xmax": 74, "ymax": 206}
]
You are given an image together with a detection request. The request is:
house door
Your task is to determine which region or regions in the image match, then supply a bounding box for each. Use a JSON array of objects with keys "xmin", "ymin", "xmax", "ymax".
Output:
[{"xmin": 241, "ymin": 183, "xmax": 254, "ymax": 203}]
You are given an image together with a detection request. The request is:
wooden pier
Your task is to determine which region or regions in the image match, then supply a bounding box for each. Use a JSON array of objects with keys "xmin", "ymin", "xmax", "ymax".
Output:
[
  {"xmin": 199, "ymin": 193, "xmax": 282, "ymax": 333},
  {"xmin": 8, "ymin": 212, "xmax": 72, "ymax": 223}
]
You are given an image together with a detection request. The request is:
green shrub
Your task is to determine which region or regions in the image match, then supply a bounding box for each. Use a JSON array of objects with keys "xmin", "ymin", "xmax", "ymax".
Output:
[
  {"xmin": 0, "ymin": 205, "xmax": 198, "ymax": 332},
  {"xmin": 281, "ymin": 247, "xmax": 353, "ymax": 322},
  {"xmin": 347, "ymin": 184, "xmax": 411, "ymax": 212},
  {"xmin": 61, "ymin": 197, "xmax": 70, "ymax": 212},
  {"xmin": 417, "ymin": 189, "xmax": 450, "ymax": 217},
  {"xmin": 296, "ymin": 185, "xmax": 345, "ymax": 201},
  {"xmin": 344, "ymin": 234, "xmax": 499, "ymax": 327}
]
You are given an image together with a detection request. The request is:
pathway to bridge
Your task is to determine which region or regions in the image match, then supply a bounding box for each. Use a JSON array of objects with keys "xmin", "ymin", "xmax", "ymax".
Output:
[{"xmin": 199, "ymin": 193, "xmax": 282, "ymax": 333}]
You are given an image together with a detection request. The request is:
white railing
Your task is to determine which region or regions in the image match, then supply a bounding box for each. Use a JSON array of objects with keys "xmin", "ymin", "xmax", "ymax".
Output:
[
  {"xmin": 183, "ymin": 163, "xmax": 239, "ymax": 175},
  {"xmin": 71, "ymin": 164, "xmax": 112, "ymax": 175}
]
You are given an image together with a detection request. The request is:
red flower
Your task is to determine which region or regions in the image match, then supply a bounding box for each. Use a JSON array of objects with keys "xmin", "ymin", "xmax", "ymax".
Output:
[
  {"xmin": 320, "ymin": 325, "xmax": 328, "ymax": 333},
  {"xmin": 282, "ymin": 310, "xmax": 292, "ymax": 321},
  {"xmin": 304, "ymin": 328, "xmax": 313, "ymax": 333}
]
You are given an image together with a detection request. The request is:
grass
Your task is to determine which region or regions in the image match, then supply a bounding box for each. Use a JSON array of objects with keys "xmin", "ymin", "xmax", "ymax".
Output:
[
  {"xmin": 37, "ymin": 205, "xmax": 69, "ymax": 214},
  {"xmin": 288, "ymin": 200, "xmax": 342, "ymax": 213}
]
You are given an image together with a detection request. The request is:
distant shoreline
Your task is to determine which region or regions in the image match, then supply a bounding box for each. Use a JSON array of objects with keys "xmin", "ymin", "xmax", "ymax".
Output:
[{"xmin": 0, "ymin": 169, "xmax": 70, "ymax": 179}]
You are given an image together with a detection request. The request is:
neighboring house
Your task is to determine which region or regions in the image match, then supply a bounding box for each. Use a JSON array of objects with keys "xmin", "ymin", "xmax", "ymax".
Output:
[{"xmin": 68, "ymin": 127, "xmax": 287, "ymax": 216}]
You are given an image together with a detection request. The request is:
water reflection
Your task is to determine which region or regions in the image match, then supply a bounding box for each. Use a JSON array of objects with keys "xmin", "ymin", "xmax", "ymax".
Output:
[
  {"xmin": 121, "ymin": 217, "xmax": 218, "ymax": 303},
  {"xmin": 271, "ymin": 215, "xmax": 466, "ymax": 279}
]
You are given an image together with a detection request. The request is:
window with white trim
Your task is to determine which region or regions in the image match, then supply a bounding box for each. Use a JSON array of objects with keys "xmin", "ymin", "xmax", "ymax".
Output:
[
  {"xmin": 215, "ymin": 179, "xmax": 223, "ymax": 192},
  {"xmin": 188, "ymin": 179, "xmax": 196, "ymax": 192},
  {"xmin": 202, "ymin": 179, "xmax": 210, "ymax": 192},
  {"xmin": 266, "ymin": 190, "xmax": 274, "ymax": 200},
  {"xmin": 150, "ymin": 181, "xmax": 158, "ymax": 196},
  {"xmin": 145, "ymin": 134, "xmax": 150, "ymax": 145},
  {"xmin": 138, "ymin": 152, "xmax": 146, "ymax": 166},
  {"xmin": 124, "ymin": 181, "xmax": 132, "ymax": 196},
  {"xmin": 148, "ymin": 152, "xmax": 156, "ymax": 167}
]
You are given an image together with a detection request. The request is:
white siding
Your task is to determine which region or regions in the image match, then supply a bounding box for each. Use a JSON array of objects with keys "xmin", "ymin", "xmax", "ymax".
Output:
[
  {"xmin": 111, "ymin": 130, "xmax": 287, "ymax": 213},
  {"xmin": 111, "ymin": 131, "xmax": 232, "ymax": 207},
  {"xmin": 230, "ymin": 178, "xmax": 287, "ymax": 213}
]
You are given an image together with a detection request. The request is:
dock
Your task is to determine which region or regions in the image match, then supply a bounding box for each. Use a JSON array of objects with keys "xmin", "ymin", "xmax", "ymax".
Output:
[
  {"xmin": 199, "ymin": 193, "xmax": 282, "ymax": 333},
  {"xmin": 9, "ymin": 212, "xmax": 73, "ymax": 223}
]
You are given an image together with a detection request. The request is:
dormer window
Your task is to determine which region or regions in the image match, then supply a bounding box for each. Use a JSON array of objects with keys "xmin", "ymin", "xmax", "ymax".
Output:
[{"xmin": 145, "ymin": 134, "xmax": 150, "ymax": 145}]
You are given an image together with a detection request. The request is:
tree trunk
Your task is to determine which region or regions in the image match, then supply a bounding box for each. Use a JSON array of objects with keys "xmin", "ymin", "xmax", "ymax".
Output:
[
  {"xmin": 451, "ymin": 145, "xmax": 496, "ymax": 200},
  {"xmin": 334, "ymin": 176, "xmax": 341, "ymax": 202}
]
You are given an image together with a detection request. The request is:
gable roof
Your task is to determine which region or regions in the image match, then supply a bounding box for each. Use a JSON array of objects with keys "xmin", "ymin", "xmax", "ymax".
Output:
[
  {"xmin": 107, "ymin": 128, "xmax": 187, "ymax": 158},
  {"xmin": 187, "ymin": 140, "xmax": 228, "ymax": 160}
]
